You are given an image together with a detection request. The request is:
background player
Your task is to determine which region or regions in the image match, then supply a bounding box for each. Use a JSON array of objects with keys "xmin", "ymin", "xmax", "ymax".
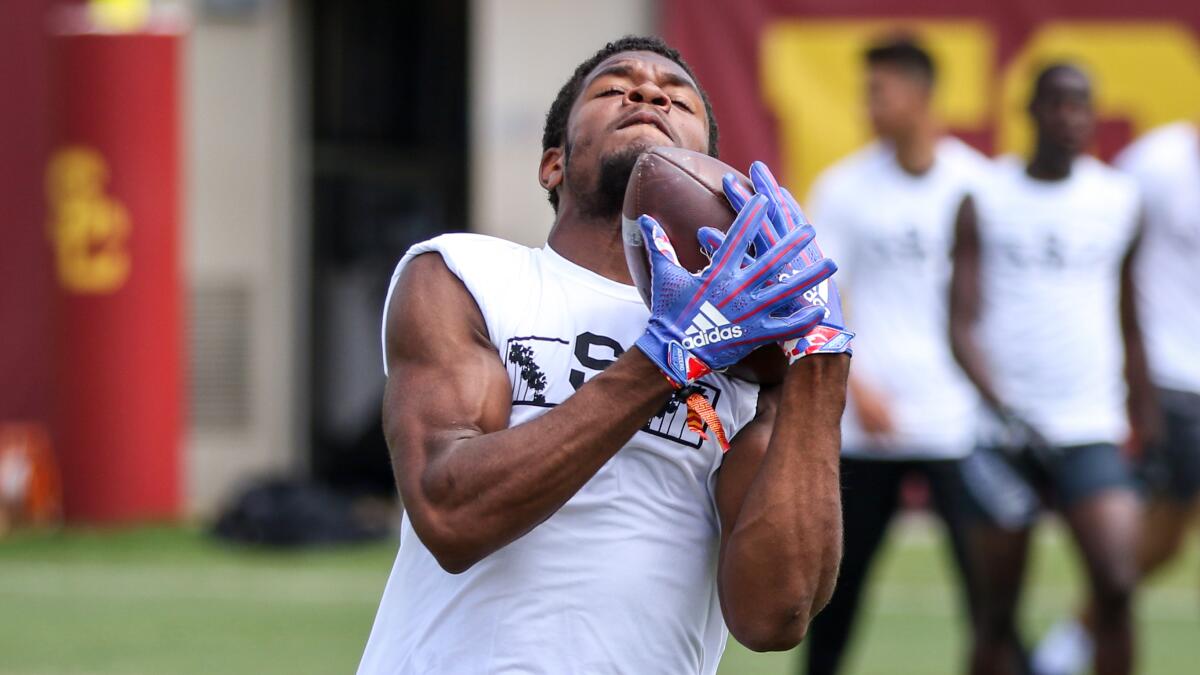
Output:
[
  {"xmin": 949, "ymin": 63, "xmax": 1154, "ymax": 675},
  {"xmin": 801, "ymin": 37, "xmax": 987, "ymax": 675},
  {"xmin": 1033, "ymin": 117, "xmax": 1200, "ymax": 675},
  {"xmin": 357, "ymin": 36, "xmax": 853, "ymax": 674}
]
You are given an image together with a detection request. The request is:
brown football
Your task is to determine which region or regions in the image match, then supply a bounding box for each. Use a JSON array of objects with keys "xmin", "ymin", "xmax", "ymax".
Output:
[{"xmin": 622, "ymin": 146, "xmax": 788, "ymax": 385}]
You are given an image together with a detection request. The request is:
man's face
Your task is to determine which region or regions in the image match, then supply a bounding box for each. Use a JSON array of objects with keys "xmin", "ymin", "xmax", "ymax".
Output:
[
  {"xmin": 559, "ymin": 51, "xmax": 710, "ymax": 219},
  {"xmin": 1030, "ymin": 69, "xmax": 1094, "ymax": 155},
  {"xmin": 866, "ymin": 64, "xmax": 931, "ymax": 139}
]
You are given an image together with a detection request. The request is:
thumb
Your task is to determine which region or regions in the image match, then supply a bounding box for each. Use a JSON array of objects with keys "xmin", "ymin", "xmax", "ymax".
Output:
[{"xmin": 639, "ymin": 214, "xmax": 683, "ymax": 270}]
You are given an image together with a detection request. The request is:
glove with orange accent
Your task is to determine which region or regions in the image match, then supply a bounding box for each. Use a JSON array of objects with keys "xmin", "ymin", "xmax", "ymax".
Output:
[{"xmin": 633, "ymin": 193, "xmax": 837, "ymax": 390}]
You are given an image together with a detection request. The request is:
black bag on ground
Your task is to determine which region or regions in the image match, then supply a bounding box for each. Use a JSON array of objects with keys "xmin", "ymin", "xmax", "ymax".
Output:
[{"xmin": 211, "ymin": 477, "xmax": 389, "ymax": 548}]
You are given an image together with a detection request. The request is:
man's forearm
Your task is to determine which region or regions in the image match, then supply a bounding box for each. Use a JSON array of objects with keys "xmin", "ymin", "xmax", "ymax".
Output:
[
  {"xmin": 718, "ymin": 353, "xmax": 849, "ymax": 649},
  {"xmin": 393, "ymin": 349, "xmax": 674, "ymax": 572},
  {"xmin": 949, "ymin": 324, "xmax": 1009, "ymax": 416}
]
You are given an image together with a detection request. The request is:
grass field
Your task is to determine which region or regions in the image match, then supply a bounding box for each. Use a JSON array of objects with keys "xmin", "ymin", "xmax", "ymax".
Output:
[{"xmin": 0, "ymin": 518, "xmax": 1195, "ymax": 675}]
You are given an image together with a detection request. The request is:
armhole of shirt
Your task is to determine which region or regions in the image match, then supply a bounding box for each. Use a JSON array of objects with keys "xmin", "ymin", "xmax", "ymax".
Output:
[{"xmin": 381, "ymin": 234, "xmax": 525, "ymax": 376}]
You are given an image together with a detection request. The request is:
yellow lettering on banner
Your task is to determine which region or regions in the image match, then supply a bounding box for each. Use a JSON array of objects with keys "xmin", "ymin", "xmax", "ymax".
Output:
[
  {"xmin": 46, "ymin": 147, "xmax": 131, "ymax": 294},
  {"xmin": 998, "ymin": 23, "xmax": 1200, "ymax": 156},
  {"xmin": 760, "ymin": 20, "xmax": 994, "ymax": 199}
]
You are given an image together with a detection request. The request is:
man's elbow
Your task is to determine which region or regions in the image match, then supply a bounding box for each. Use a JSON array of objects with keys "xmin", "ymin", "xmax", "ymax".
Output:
[
  {"xmin": 727, "ymin": 606, "xmax": 813, "ymax": 653},
  {"xmin": 410, "ymin": 513, "xmax": 487, "ymax": 574},
  {"xmin": 428, "ymin": 547, "xmax": 480, "ymax": 575}
]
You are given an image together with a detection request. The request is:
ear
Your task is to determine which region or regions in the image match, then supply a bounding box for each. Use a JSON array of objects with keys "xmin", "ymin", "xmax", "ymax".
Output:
[{"xmin": 539, "ymin": 146, "xmax": 565, "ymax": 196}]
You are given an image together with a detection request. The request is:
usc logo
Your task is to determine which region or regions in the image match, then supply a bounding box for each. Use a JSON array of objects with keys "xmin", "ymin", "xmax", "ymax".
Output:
[
  {"xmin": 46, "ymin": 147, "xmax": 132, "ymax": 294},
  {"xmin": 759, "ymin": 20, "xmax": 1200, "ymax": 197}
]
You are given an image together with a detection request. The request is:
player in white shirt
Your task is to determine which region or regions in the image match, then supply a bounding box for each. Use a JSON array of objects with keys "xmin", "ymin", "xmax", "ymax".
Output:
[
  {"xmin": 802, "ymin": 38, "xmax": 987, "ymax": 675},
  {"xmin": 1032, "ymin": 120, "xmax": 1200, "ymax": 675},
  {"xmin": 949, "ymin": 64, "xmax": 1154, "ymax": 675},
  {"xmin": 357, "ymin": 36, "xmax": 855, "ymax": 675}
]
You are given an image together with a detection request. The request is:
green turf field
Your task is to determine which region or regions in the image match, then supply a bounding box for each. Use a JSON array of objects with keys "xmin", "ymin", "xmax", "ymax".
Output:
[{"xmin": 0, "ymin": 518, "xmax": 1195, "ymax": 674}]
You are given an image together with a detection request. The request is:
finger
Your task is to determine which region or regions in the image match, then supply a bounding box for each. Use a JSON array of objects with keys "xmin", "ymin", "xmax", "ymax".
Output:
[
  {"xmin": 700, "ymin": 225, "xmax": 760, "ymax": 268},
  {"xmin": 750, "ymin": 161, "xmax": 796, "ymax": 232},
  {"xmin": 763, "ymin": 304, "xmax": 826, "ymax": 337},
  {"xmin": 717, "ymin": 223, "xmax": 818, "ymax": 312},
  {"xmin": 709, "ymin": 194, "xmax": 768, "ymax": 275},
  {"xmin": 780, "ymin": 187, "xmax": 810, "ymax": 225},
  {"xmin": 738, "ymin": 306, "xmax": 826, "ymax": 347},
  {"xmin": 722, "ymin": 173, "xmax": 753, "ymax": 213},
  {"xmin": 696, "ymin": 226, "xmax": 725, "ymax": 260},
  {"xmin": 639, "ymin": 214, "xmax": 683, "ymax": 271},
  {"xmin": 740, "ymin": 223, "xmax": 817, "ymax": 286},
  {"xmin": 752, "ymin": 257, "xmax": 837, "ymax": 315}
]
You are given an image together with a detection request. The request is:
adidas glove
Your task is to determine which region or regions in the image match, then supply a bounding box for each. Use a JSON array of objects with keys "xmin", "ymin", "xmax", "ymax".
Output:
[
  {"xmin": 716, "ymin": 161, "xmax": 855, "ymax": 362},
  {"xmin": 634, "ymin": 193, "xmax": 836, "ymax": 389}
]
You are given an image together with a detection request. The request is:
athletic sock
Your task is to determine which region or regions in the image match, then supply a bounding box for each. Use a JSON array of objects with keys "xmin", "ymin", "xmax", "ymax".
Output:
[{"xmin": 1031, "ymin": 618, "xmax": 1092, "ymax": 675}]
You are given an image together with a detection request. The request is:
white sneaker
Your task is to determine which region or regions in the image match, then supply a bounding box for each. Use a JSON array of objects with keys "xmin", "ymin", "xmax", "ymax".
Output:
[{"xmin": 1031, "ymin": 618, "xmax": 1093, "ymax": 675}]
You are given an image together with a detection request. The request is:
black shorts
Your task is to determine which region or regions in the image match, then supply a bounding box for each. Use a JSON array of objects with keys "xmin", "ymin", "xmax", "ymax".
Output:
[
  {"xmin": 960, "ymin": 442, "xmax": 1136, "ymax": 529},
  {"xmin": 1138, "ymin": 387, "xmax": 1200, "ymax": 502}
]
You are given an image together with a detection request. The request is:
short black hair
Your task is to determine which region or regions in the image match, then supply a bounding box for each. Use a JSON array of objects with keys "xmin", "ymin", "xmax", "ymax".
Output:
[
  {"xmin": 865, "ymin": 37, "xmax": 936, "ymax": 85},
  {"xmin": 541, "ymin": 35, "xmax": 719, "ymax": 211},
  {"xmin": 1030, "ymin": 62, "xmax": 1090, "ymax": 104}
]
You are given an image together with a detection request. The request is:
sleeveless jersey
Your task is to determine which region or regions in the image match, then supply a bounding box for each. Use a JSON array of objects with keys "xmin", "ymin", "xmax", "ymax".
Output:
[
  {"xmin": 358, "ymin": 233, "xmax": 760, "ymax": 675},
  {"xmin": 808, "ymin": 137, "xmax": 987, "ymax": 458},
  {"xmin": 973, "ymin": 155, "xmax": 1141, "ymax": 446},
  {"xmin": 1115, "ymin": 122, "xmax": 1200, "ymax": 394}
]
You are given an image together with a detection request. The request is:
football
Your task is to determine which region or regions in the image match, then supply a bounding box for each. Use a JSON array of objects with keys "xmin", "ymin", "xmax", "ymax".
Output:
[{"xmin": 622, "ymin": 146, "xmax": 789, "ymax": 385}]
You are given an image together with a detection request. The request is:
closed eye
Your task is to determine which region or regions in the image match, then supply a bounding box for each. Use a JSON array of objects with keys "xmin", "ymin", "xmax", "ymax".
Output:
[
  {"xmin": 598, "ymin": 88, "xmax": 624, "ymax": 97},
  {"xmin": 672, "ymin": 99, "xmax": 694, "ymax": 112}
]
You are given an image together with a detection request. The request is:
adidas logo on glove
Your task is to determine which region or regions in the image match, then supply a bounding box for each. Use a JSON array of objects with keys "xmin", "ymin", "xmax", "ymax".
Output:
[{"xmin": 682, "ymin": 302, "xmax": 744, "ymax": 349}]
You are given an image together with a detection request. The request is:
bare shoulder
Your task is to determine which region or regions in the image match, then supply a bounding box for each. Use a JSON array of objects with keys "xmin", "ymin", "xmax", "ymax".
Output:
[{"xmin": 385, "ymin": 252, "xmax": 493, "ymax": 368}]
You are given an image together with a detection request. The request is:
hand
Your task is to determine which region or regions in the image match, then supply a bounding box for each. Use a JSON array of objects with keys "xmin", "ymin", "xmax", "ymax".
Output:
[
  {"xmin": 994, "ymin": 408, "xmax": 1055, "ymax": 465},
  {"xmin": 849, "ymin": 378, "xmax": 895, "ymax": 436},
  {"xmin": 634, "ymin": 193, "xmax": 837, "ymax": 389},
  {"xmin": 1125, "ymin": 396, "xmax": 1165, "ymax": 459},
  {"xmin": 718, "ymin": 161, "xmax": 854, "ymax": 362}
]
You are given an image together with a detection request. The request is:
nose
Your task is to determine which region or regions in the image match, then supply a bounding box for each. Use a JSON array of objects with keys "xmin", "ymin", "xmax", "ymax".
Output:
[{"xmin": 625, "ymin": 81, "xmax": 671, "ymax": 110}]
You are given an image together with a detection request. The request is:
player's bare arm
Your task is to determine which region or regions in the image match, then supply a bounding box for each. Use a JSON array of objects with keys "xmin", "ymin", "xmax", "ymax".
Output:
[
  {"xmin": 705, "ymin": 162, "xmax": 853, "ymax": 650},
  {"xmin": 383, "ymin": 252, "xmax": 673, "ymax": 573},
  {"xmin": 949, "ymin": 195, "xmax": 1008, "ymax": 414},
  {"xmin": 715, "ymin": 353, "xmax": 849, "ymax": 651},
  {"xmin": 1119, "ymin": 217, "xmax": 1161, "ymax": 452}
]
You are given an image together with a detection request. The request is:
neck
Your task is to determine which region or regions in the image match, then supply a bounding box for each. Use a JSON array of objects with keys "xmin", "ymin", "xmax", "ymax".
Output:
[
  {"xmin": 546, "ymin": 201, "xmax": 633, "ymax": 285},
  {"xmin": 1027, "ymin": 142, "xmax": 1075, "ymax": 181},
  {"xmin": 891, "ymin": 118, "xmax": 939, "ymax": 175}
]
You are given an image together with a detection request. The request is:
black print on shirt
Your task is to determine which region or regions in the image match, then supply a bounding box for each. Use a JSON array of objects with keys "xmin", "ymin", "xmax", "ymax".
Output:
[
  {"xmin": 508, "ymin": 331, "xmax": 723, "ymax": 449},
  {"xmin": 506, "ymin": 336, "xmax": 565, "ymax": 405}
]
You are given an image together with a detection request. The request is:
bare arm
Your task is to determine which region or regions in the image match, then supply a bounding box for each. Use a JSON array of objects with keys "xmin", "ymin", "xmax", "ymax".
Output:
[
  {"xmin": 714, "ymin": 353, "xmax": 850, "ymax": 651},
  {"xmin": 948, "ymin": 196, "xmax": 1008, "ymax": 415},
  {"xmin": 383, "ymin": 253, "xmax": 673, "ymax": 573},
  {"xmin": 1119, "ymin": 218, "xmax": 1161, "ymax": 453}
]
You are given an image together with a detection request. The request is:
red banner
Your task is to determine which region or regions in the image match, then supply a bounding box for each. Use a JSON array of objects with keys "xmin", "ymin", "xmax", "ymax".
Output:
[
  {"xmin": 49, "ymin": 23, "xmax": 184, "ymax": 523},
  {"xmin": 663, "ymin": 0, "xmax": 1200, "ymax": 197}
]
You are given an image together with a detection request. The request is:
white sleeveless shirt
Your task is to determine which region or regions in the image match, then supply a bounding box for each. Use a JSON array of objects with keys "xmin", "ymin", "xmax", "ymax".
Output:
[
  {"xmin": 808, "ymin": 138, "xmax": 986, "ymax": 458},
  {"xmin": 973, "ymin": 156, "xmax": 1140, "ymax": 446},
  {"xmin": 358, "ymin": 233, "xmax": 760, "ymax": 675},
  {"xmin": 1115, "ymin": 122, "xmax": 1200, "ymax": 394}
]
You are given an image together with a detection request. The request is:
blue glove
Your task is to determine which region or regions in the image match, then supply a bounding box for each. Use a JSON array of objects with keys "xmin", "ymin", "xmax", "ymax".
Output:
[
  {"xmin": 634, "ymin": 193, "xmax": 837, "ymax": 388},
  {"xmin": 711, "ymin": 161, "xmax": 854, "ymax": 362}
]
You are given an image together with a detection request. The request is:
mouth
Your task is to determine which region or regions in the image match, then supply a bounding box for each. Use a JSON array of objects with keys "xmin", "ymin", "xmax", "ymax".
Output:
[{"xmin": 616, "ymin": 110, "xmax": 675, "ymax": 144}]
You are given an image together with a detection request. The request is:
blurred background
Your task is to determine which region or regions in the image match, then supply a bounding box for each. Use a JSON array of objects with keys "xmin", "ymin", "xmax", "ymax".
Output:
[{"xmin": 0, "ymin": 0, "xmax": 1197, "ymax": 673}]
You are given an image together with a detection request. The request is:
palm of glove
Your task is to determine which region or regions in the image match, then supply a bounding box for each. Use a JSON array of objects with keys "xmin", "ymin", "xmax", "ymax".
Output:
[{"xmin": 634, "ymin": 193, "xmax": 836, "ymax": 388}]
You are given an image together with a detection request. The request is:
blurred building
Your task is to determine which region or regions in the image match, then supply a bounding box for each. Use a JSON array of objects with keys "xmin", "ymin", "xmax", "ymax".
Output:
[{"xmin": 0, "ymin": 0, "xmax": 653, "ymax": 520}]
